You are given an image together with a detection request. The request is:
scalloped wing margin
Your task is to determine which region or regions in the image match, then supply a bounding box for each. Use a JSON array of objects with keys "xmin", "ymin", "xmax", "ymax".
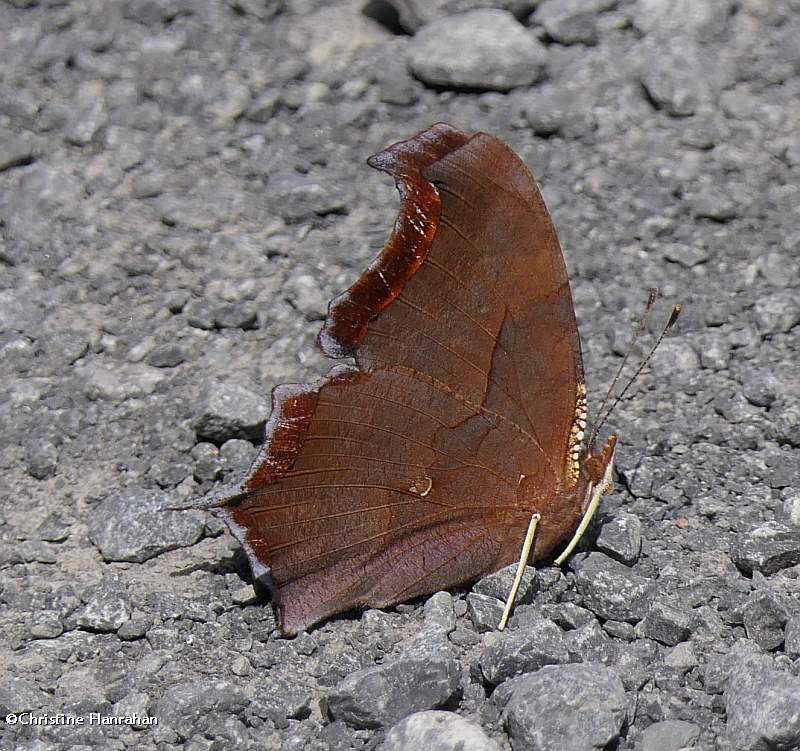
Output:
[{"xmin": 317, "ymin": 122, "xmax": 471, "ymax": 360}]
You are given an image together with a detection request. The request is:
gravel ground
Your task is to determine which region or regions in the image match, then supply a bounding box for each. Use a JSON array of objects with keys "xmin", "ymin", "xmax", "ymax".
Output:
[{"xmin": 1, "ymin": 1, "xmax": 799, "ymax": 750}]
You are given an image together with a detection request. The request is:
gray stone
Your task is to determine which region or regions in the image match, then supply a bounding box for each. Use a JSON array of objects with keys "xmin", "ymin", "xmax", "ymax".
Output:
[
  {"xmin": 730, "ymin": 522, "xmax": 800, "ymax": 575},
  {"xmin": 690, "ymin": 187, "xmax": 738, "ymax": 220},
  {"xmin": 30, "ymin": 617, "xmax": 64, "ymax": 639},
  {"xmin": 785, "ymin": 615, "xmax": 800, "ymax": 656},
  {"xmin": 522, "ymin": 84, "xmax": 597, "ymax": 138},
  {"xmin": 381, "ymin": 710, "xmax": 501, "ymax": 751},
  {"xmin": 113, "ymin": 691, "xmax": 153, "ymax": 729},
  {"xmin": 213, "ymin": 302, "xmax": 258, "ymax": 330},
  {"xmin": 117, "ymin": 616, "xmax": 150, "ymax": 641},
  {"xmin": 326, "ymin": 632, "xmax": 460, "ymax": 729},
  {"xmin": 80, "ymin": 361, "xmax": 167, "ymax": 401},
  {"xmin": 0, "ymin": 677, "xmax": 50, "ymax": 715},
  {"xmin": 24, "ymin": 438, "xmax": 59, "ymax": 480},
  {"xmin": 375, "ymin": 65, "xmax": 419, "ymax": 106},
  {"xmin": 783, "ymin": 489, "xmax": 800, "ymax": 523},
  {"xmin": 742, "ymin": 590, "xmax": 789, "ymax": 651},
  {"xmin": 76, "ymin": 584, "xmax": 131, "ymax": 632},
  {"xmin": 563, "ymin": 619, "xmax": 613, "ymax": 663},
  {"xmin": 573, "ymin": 552, "xmax": 653, "ymax": 622},
  {"xmin": 725, "ymin": 666, "xmax": 800, "ymax": 751},
  {"xmin": 539, "ymin": 602, "xmax": 596, "ymax": 630},
  {"xmin": 146, "ymin": 343, "xmax": 187, "ymax": 368},
  {"xmin": 603, "ymin": 619, "xmax": 635, "ymax": 641},
  {"xmin": 703, "ymin": 640, "xmax": 773, "ymax": 694},
  {"xmin": 479, "ymin": 615, "xmax": 569, "ymax": 685},
  {"xmin": 285, "ymin": 273, "xmax": 329, "ymax": 321},
  {"xmin": 595, "ymin": 513, "xmax": 642, "ymax": 565},
  {"xmin": 65, "ymin": 99, "xmax": 107, "ymax": 146},
  {"xmin": 641, "ymin": 720, "xmax": 701, "ymax": 751},
  {"xmin": 408, "ymin": 10, "xmax": 547, "ymax": 92},
  {"xmin": 154, "ymin": 680, "xmax": 250, "ymax": 744},
  {"xmin": 532, "ymin": 0, "xmax": 617, "ymax": 45},
  {"xmin": 13, "ymin": 540, "xmax": 57, "ymax": 564},
  {"xmin": 664, "ymin": 641, "xmax": 698, "ymax": 670},
  {"xmin": 34, "ymin": 512, "xmax": 71, "ymax": 543},
  {"xmin": 40, "ymin": 329, "xmax": 89, "ymax": 366},
  {"xmin": 650, "ymin": 338, "xmax": 701, "ymax": 374},
  {"xmin": 499, "ymin": 663, "xmax": 626, "ymax": 751},
  {"xmin": 131, "ymin": 171, "xmax": 166, "ymax": 198},
  {"xmin": 386, "ymin": 0, "xmax": 539, "ymax": 32},
  {"xmin": 759, "ymin": 251, "xmax": 800, "ymax": 288},
  {"xmin": 0, "ymin": 137, "xmax": 35, "ymax": 172},
  {"xmin": 220, "ymin": 438, "xmax": 257, "ymax": 475},
  {"xmin": 449, "ymin": 626, "xmax": 481, "ymax": 648},
  {"xmin": 632, "ymin": 0, "xmax": 733, "ymax": 40},
  {"xmin": 192, "ymin": 442, "xmax": 223, "ymax": 482},
  {"xmin": 185, "ymin": 298, "xmax": 216, "ymax": 330},
  {"xmin": 89, "ymin": 487, "xmax": 204, "ymax": 563},
  {"xmin": 268, "ymin": 170, "xmax": 349, "ymax": 223},
  {"xmin": 473, "ymin": 563, "xmax": 536, "ymax": 604},
  {"xmin": 639, "ymin": 38, "xmax": 724, "ymax": 116},
  {"xmin": 754, "ymin": 291, "xmax": 800, "ymax": 335},
  {"xmin": 423, "ymin": 591, "xmax": 456, "ymax": 634},
  {"xmin": 194, "ymin": 382, "xmax": 268, "ymax": 443},
  {"xmin": 757, "ymin": 249, "xmax": 794, "ymax": 291},
  {"xmin": 740, "ymin": 367, "xmax": 778, "ymax": 407},
  {"xmin": 638, "ymin": 600, "xmax": 691, "ymax": 646},
  {"xmin": 662, "ymin": 242, "xmax": 709, "ymax": 268},
  {"xmin": 253, "ymin": 677, "xmax": 314, "ymax": 723},
  {"xmin": 466, "ymin": 592, "xmax": 504, "ymax": 632},
  {"xmin": 245, "ymin": 90, "xmax": 282, "ymax": 123}
]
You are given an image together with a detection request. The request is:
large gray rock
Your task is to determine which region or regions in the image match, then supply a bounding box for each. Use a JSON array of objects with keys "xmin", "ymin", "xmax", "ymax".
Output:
[
  {"xmin": 637, "ymin": 599, "xmax": 691, "ymax": 646},
  {"xmin": 479, "ymin": 615, "xmax": 569, "ymax": 685},
  {"xmin": 381, "ymin": 710, "xmax": 501, "ymax": 751},
  {"xmin": 194, "ymin": 381, "xmax": 269, "ymax": 443},
  {"xmin": 573, "ymin": 552, "xmax": 653, "ymax": 622},
  {"xmin": 89, "ymin": 487, "xmax": 204, "ymax": 563},
  {"xmin": 741, "ymin": 590, "xmax": 790, "ymax": 651},
  {"xmin": 75, "ymin": 582, "xmax": 132, "ymax": 632},
  {"xmin": 641, "ymin": 720, "xmax": 701, "ymax": 751},
  {"xmin": 638, "ymin": 38, "xmax": 731, "ymax": 116},
  {"xmin": 386, "ymin": 0, "xmax": 539, "ymax": 32},
  {"xmin": 753, "ymin": 291, "xmax": 800, "ymax": 335},
  {"xmin": 326, "ymin": 631, "xmax": 460, "ymax": 729},
  {"xmin": 498, "ymin": 663, "xmax": 626, "ymax": 751},
  {"xmin": 154, "ymin": 680, "xmax": 250, "ymax": 745},
  {"xmin": 408, "ymin": 10, "xmax": 547, "ymax": 92},
  {"xmin": 725, "ymin": 666, "xmax": 800, "ymax": 751},
  {"xmin": 632, "ymin": 0, "xmax": 734, "ymax": 40},
  {"xmin": 730, "ymin": 522, "xmax": 800, "ymax": 575},
  {"xmin": 595, "ymin": 513, "xmax": 642, "ymax": 565},
  {"xmin": 531, "ymin": 0, "xmax": 617, "ymax": 45}
]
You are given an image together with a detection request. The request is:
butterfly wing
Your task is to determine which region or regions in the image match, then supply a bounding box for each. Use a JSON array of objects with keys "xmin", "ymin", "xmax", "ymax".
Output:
[{"xmin": 215, "ymin": 124, "xmax": 585, "ymax": 634}]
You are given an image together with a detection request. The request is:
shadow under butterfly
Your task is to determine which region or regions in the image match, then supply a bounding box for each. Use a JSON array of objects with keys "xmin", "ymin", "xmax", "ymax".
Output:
[{"xmin": 196, "ymin": 123, "xmax": 679, "ymax": 636}]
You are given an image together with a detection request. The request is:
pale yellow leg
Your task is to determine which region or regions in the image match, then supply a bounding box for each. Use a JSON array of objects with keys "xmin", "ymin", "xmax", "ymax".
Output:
[
  {"xmin": 498, "ymin": 512, "xmax": 541, "ymax": 631},
  {"xmin": 554, "ymin": 459, "xmax": 615, "ymax": 566}
]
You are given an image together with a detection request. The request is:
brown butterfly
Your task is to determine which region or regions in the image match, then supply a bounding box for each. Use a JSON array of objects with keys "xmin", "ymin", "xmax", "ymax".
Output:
[{"xmin": 210, "ymin": 124, "xmax": 620, "ymax": 635}]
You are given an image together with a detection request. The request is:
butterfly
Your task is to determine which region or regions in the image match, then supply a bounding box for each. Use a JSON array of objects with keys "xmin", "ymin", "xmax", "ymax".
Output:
[{"xmin": 208, "ymin": 124, "xmax": 621, "ymax": 635}]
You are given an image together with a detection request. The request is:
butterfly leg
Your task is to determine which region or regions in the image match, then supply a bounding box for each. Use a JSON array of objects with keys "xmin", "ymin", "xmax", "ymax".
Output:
[{"xmin": 498, "ymin": 511, "xmax": 541, "ymax": 631}]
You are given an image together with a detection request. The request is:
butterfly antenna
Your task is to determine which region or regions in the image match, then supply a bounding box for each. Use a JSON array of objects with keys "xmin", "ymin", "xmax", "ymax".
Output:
[
  {"xmin": 590, "ymin": 301, "xmax": 682, "ymax": 443},
  {"xmin": 588, "ymin": 289, "xmax": 658, "ymax": 447}
]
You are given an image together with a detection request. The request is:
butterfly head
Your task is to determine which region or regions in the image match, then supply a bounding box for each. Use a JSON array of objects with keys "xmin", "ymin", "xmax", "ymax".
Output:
[{"xmin": 582, "ymin": 433, "xmax": 617, "ymax": 506}]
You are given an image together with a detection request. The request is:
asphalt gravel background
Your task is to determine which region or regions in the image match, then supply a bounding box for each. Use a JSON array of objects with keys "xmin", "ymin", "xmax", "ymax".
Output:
[{"xmin": 1, "ymin": 1, "xmax": 799, "ymax": 750}]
